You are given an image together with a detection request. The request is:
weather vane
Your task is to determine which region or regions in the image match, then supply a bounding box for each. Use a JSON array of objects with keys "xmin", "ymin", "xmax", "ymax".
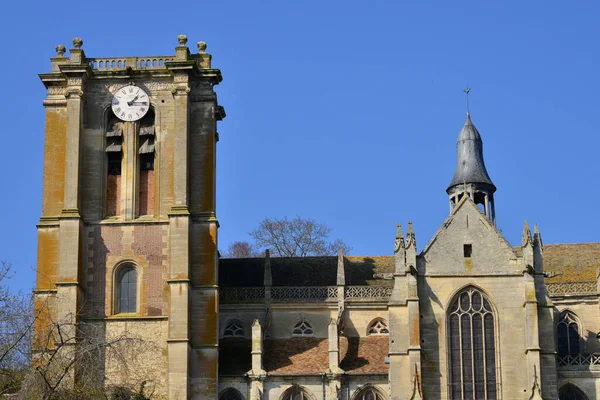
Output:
[{"xmin": 463, "ymin": 87, "xmax": 471, "ymax": 114}]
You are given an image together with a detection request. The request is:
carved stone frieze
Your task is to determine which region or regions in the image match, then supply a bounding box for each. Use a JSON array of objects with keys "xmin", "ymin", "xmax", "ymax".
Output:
[
  {"xmin": 67, "ymin": 77, "xmax": 83, "ymax": 86},
  {"xmin": 173, "ymin": 73, "xmax": 189, "ymax": 83},
  {"xmin": 87, "ymin": 81, "xmax": 175, "ymax": 94},
  {"xmin": 47, "ymin": 86, "xmax": 67, "ymax": 96}
]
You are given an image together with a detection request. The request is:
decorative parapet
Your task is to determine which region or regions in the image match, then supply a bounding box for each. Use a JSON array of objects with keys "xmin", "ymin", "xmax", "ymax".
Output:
[
  {"xmin": 557, "ymin": 353, "xmax": 600, "ymax": 370},
  {"xmin": 345, "ymin": 286, "xmax": 392, "ymax": 299},
  {"xmin": 546, "ymin": 281, "xmax": 597, "ymax": 297},
  {"xmin": 272, "ymin": 286, "xmax": 337, "ymax": 301},
  {"xmin": 88, "ymin": 57, "xmax": 176, "ymax": 71},
  {"xmin": 220, "ymin": 287, "xmax": 265, "ymax": 303},
  {"xmin": 219, "ymin": 286, "xmax": 393, "ymax": 303}
]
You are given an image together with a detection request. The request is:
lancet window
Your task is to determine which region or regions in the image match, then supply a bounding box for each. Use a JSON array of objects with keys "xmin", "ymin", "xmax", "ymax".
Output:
[
  {"xmin": 559, "ymin": 384, "xmax": 588, "ymax": 400},
  {"xmin": 116, "ymin": 265, "xmax": 137, "ymax": 314},
  {"xmin": 353, "ymin": 386, "xmax": 387, "ymax": 400},
  {"xmin": 219, "ymin": 388, "xmax": 245, "ymax": 400},
  {"xmin": 105, "ymin": 116, "xmax": 123, "ymax": 216},
  {"xmin": 557, "ymin": 311, "xmax": 581, "ymax": 355},
  {"xmin": 280, "ymin": 385, "xmax": 314, "ymax": 400},
  {"xmin": 448, "ymin": 287, "xmax": 498, "ymax": 400},
  {"xmin": 138, "ymin": 110, "xmax": 155, "ymax": 216}
]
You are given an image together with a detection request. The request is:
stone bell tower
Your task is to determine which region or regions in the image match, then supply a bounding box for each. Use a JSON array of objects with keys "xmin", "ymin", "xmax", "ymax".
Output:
[
  {"xmin": 447, "ymin": 112, "xmax": 497, "ymax": 224},
  {"xmin": 35, "ymin": 35, "xmax": 225, "ymax": 399}
]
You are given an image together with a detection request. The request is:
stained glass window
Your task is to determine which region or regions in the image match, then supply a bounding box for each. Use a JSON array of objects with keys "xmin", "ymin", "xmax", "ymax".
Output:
[
  {"xmin": 449, "ymin": 288, "xmax": 497, "ymax": 399},
  {"xmin": 557, "ymin": 311, "xmax": 581, "ymax": 355}
]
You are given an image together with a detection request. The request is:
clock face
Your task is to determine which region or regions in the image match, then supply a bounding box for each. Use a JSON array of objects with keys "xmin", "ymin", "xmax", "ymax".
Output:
[{"xmin": 111, "ymin": 85, "xmax": 150, "ymax": 122}]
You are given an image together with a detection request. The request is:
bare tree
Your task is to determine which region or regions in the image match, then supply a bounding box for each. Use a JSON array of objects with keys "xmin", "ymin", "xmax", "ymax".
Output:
[
  {"xmin": 0, "ymin": 261, "xmax": 34, "ymax": 395},
  {"xmin": 250, "ymin": 216, "xmax": 351, "ymax": 257},
  {"xmin": 224, "ymin": 241, "xmax": 260, "ymax": 258},
  {"xmin": 22, "ymin": 315, "xmax": 156, "ymax": 399}
]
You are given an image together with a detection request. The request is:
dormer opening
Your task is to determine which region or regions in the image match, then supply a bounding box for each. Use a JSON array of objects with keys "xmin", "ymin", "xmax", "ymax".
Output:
[{"xmin": 464, "ymin": 244, "xmax": 473, "ymax": 258}]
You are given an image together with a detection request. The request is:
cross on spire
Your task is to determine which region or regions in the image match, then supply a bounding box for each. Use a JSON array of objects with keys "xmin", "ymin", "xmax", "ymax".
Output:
[{"xmin": 463, "ymin": 87, "xmax": 471, "ymax": 114}]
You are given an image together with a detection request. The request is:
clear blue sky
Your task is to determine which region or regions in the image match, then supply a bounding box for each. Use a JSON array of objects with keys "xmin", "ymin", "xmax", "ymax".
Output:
[{"xmin": 1, "ymin": 1, "xmax": 599, "ymax": 291}]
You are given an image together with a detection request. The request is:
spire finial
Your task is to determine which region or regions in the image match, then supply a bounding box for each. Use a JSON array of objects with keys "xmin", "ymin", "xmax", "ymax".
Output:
[{"xmin": 463, "ymin": 87, "xmax": 471, "ymax": 115}]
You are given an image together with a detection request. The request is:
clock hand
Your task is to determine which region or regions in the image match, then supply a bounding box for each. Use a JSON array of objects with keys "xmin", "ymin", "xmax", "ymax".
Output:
[
  {"xmin": 127, "ymin": 95, "xmax": 140, "ymax": 106},
  {"xmin": 131, "ymin": 101, "xmax": 148, "ymax": 106}
]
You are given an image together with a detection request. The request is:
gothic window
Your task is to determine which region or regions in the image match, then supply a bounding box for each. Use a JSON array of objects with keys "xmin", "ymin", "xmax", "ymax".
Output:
[
  {"xmin": 219, "ymin": 388, "xmax": 245, "ymax": 400},
  {"xmin": 279, "ymin": 385, "xmax": 314, "ymax": 400},
  {"xmin": 559, "ymin": 385, "xmax": 588, "ymax": 400},
  {"xmin": 138, "ymin": 110, "xmax": 156, "ymax": 216},
  {"xmin": 292, "ymin": 320, "xmax": 314, "ymax": 336},
  {"xmin": 367, "ymin": 319, "xmax": 389, "ymax": 335},
  {"xmin": 353, "ymin": 385, "xmax": 387, "ymax": 400},
  {"xmin": 448, "ymin": 287, "xmax": 498, "ymax": 400},
  {"xmin": 116, "ymin": 265, "xmax": 137, "ymax": 314},
  {"xmin": 223, "ymin": 320, "xmax": 245, "ymax": 337},
  {"xmin": 557, "ymin": 311, "xmax": 581, "ymax": 355},
  {"xmin": 105, "ymin": 116, "xmax": 123, "ymax": 216}
]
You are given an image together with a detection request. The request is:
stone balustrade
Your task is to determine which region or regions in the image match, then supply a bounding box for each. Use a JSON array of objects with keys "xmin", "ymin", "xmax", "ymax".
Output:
[
  {"xmin": 557, "ymin": 353, "xmax": 600, "ymax": 369},
  {"xmin": 220, "ymin": 285, "xmax": 393, "ymax": 303},
  {"xmin": 87, "ymin": 57, "xmax": 176, "ymax": 71}
]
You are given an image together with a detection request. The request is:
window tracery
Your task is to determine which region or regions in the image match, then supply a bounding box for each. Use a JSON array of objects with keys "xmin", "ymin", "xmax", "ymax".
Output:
[
  {"xmin": 280, "ymin": 385, "xmax": 314, "ymax": 400},
  {"xmin": 292, "ymin": 320, "xmax": 314, "ymax": 336},
  {"xmin": 448, "ymin": 287, "xmax": 497, "ymax": 400},
  {"xmin": 557, "ymin": 311, "xmax": 581, "ymax": 355},
  {"xmin": 219, "ymin": 388, "xmax": 245, "ymax": 400},
  {"xmin": 559, "ymin": 384, "xmax": 588, "ymax": 400},
  {"xmin": 367, "ymin": 319, "xmax": 389, "ymax": 335},
  {"xmin": 353, "ymin": 386, "xmax": 387, "ymax": 400},
  {"xmin": 223, "ymin": 320, "xmax": 245, "ymax": 337}
]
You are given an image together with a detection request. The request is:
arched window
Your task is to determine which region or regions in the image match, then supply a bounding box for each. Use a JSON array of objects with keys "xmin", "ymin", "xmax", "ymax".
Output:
[
  {"xmin": 559, "ymin": 384, "xmax": 588, "ymax": 400},
  {"xmin": 292, "ymin": 319, "xmax": 314, "ymax": 336},
  {"xmin": 280, "ymin": 385, "xmax": 314, "ymax": 400},
  {"xmin": 557, "ymin": 311, "xmax": 581, "ymax": 355},
  {"xmin": 353, "ymin": 385, "xmax": 387, "ymax": 400},
  {"xmin": 219, "ymin": 388, "xmax": 245, "ymax": 400},
  {"xmin": 367, "ymin": 319, "xmax": 389, "ymax": 335},
  {"xmin": 448, "ymin": 287, "xmax": 497, "ymax": 400},
  {"xmin": 223, "ymin": 320, "xmax": 245, "ymax": 337},
  {"xmin": 116, "ymin": 265, "xmax": 137, "ymax": 313}
]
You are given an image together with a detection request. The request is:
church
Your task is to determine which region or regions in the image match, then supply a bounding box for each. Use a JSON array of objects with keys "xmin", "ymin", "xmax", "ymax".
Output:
[{"xmin": 34, "ymin": 36, "xmax": 600, "ymax": 399}]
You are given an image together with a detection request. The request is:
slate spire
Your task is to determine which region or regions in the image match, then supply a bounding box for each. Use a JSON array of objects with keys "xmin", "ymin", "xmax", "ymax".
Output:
[{"xmin": 447, "ymin": 113, "xmax": 497, "ymax": 224}]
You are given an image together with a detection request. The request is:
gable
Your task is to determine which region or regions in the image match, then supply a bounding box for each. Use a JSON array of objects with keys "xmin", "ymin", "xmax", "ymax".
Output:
[{"xmin": 420, "ymin": 198, "xmax": 519, "ymax": 275}]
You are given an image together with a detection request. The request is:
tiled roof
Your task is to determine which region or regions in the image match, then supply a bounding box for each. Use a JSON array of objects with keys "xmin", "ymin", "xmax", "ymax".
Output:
[
  {"xmin": 219, "ymin": 256, "xmax": 395, "ymax": 287},
  {"xmin": 340, "ymin": 336, "xmax": 389, "ymax": 373},
  {"xmin": 219, "ymin": 336, "xmax": 389, "ymax": 376},
  {"xmin": 219, "ymin": 243, "xmax": 600, "ymax": 286},
  {"xmin": 543, "ymin": 243, "xmax": 600, "ymax": 283}
]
